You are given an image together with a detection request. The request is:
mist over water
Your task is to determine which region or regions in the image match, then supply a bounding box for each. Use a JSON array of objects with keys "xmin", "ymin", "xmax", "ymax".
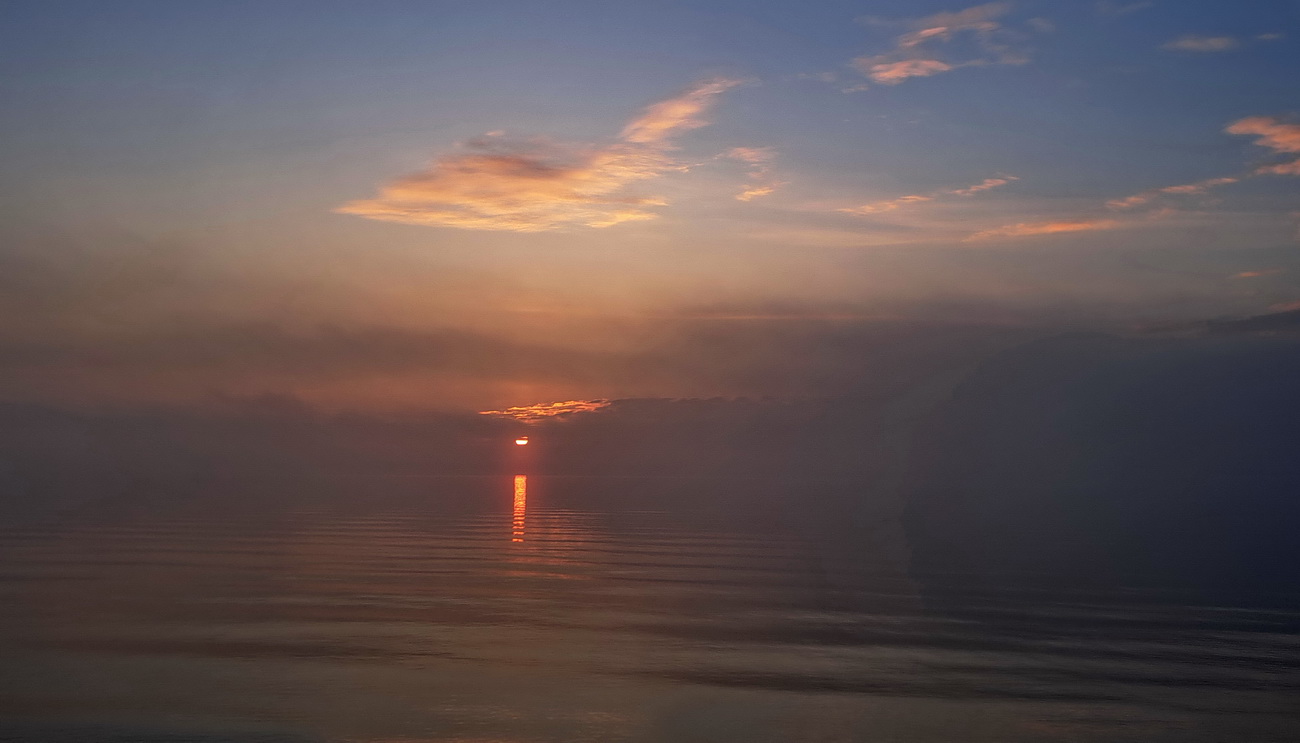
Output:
[
  {"xmin": 1, "ymin": 471, "xmax": 1298, "ymax": 743},
  {"xmin": 2, "ymin": 325, "xmax": 1300, "ymax": 741}
]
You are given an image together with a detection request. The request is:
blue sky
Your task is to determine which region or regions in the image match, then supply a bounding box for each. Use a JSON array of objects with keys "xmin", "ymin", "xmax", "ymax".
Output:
[{"xmin": 1, "ymin": 1, "xmax": 1298, "ymax": 409}]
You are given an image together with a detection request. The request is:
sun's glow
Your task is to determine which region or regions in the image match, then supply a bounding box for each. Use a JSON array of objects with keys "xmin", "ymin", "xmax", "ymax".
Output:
[
  {"xmin": 482, "ymin": 399, "xmax": 611, "ymax": 423},
  {"xmin": 515, "ymin": 436, "xmax": 529, "ymax": 446}
]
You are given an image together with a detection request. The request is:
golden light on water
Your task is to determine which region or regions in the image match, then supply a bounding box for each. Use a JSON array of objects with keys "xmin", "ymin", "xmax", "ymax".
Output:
[{"xmin": 512, "ymin": 474, "xmax": 527, "ymax": 542}]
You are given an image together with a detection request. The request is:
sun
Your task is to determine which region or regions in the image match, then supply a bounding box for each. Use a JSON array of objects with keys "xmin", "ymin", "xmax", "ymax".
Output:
[{"xmin": 514, "ymin": 436, "xmax": 529, "ymax": 446}]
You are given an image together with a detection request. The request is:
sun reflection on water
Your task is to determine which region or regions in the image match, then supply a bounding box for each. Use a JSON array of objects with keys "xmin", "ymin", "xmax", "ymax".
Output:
[{"xmin": 512, "ymin": 474, "xmax": 527, "ymax": 542}]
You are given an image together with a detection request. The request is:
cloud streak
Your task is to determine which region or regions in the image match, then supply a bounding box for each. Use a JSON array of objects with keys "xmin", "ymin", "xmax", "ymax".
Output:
[
  {"xmin": 982, "ymin": 114, "xmax": 1300, "ymax": 241},
  {"xmin": 1096, "ymin": 1, "xmax": 1152, "ymax": 16},
  {"xmin": 965, "ymin": 219, "xmax": 1122, "ymax": 241},
  {"xmin": 480, "ymin": 399, "xmax": 612, "ymax": 422},
  {"xmin": 336, "ymin": 78, "xmax": 742, "ymax": 232},
  {"xmin": 726, "ymin": 146, "xmax": 785, "ymax": 201},
  {"xmin": 852, "ymin": 3, "xmax": 1039, "ymax": 85},
  {"xmin": 841, "ymin": 175, "xmax": 1017, "ymax": 215},
  {"xmin": 1107, "ymin": 176, "xmax": 1240, "ymax": 210},
  {"xmin": 1162, "ymin": 35, "xmax": 1239, "ymax": 52}
]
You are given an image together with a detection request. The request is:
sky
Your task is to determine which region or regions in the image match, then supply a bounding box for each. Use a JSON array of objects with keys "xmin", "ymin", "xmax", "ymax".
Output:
[{"xmin": 2, "ymin": 0, "xmax": 1298, "ymax": 412}]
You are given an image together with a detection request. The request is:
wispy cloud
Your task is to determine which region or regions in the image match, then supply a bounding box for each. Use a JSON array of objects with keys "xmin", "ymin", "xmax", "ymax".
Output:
[
  {"xmin": 1257, "ymin": 160, "xmax": 1300, "ymax": 176},
  {"xmin": 336, "ymin": 78, "xmax": 742, "ymax": 232},
  {"xmin": 619, "ymin": 79, "xmax": 740, "ymax": 144},
  {"xmin": 978, "ymin": 113, "xmax": 1300, "ymax": 242},
  {"xmin": 841, "ymin": 175, "xmax": 1017, "ymax": 215},
  {"xmin": 965, "ymin": 219, "xmax": 1122, "ymax": 241},
  {"xmin": 1163, "ymin": 33, "xmax": 1284, "ymax": 53},
  {"xmin": 851, "ymin": 3, "xmax": 1039, "ymax": 85},
  {"xmin": 949, "ymin": 176, "xmax": 1019, "ymax": 196},
  {"xmin": 726, "ymin": 146, "xmax": 785, "ymax": 201},
  {"xmin": 1105, "ymin": 116, "xmax": 1300, "ymax": 213},
  {"xmin": 1161, "ymin": 35, "xmax": 1239, "ymax": 52},
  {"xmin": 1232, "ymin": 268, "xmax": 1284, "ymax": 279},
  {"xmin": 1096, "ymin": 1, "xmax": 1152, "ymax": 16},
  {"xmin": 1108, "ymin": 176, "xmax": 1240, "ymax": 209},
  {"xmin": 860, "ymin": 59, "xmax": 955, "ymax": 84},
  {"xmin": 1226, "ymin": 116, "xmax": 1300, "ymax": 175},
  {"xmin": 480, "ymin": 399, "xmax": 611, "ymax": 422},
  {"xmin": 841, "ymin": 194, "xmax": 934, "ymax": 215}
]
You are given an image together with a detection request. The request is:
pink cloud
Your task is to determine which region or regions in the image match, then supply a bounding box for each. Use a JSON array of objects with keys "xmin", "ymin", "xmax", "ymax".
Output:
[
  {"xmin": 1159, "ymin": 176, "xmax": 1240, "ymax": 194},
  {"xmin": 966, "ymin": 219, "xmax": 1122, "ymax": 241},
  {"xmin": 726, "ymin": 146, "xmax": 784, "ymax": 201},
  {"xmin": 1226, "ymin": 116, "xmax": 1300, "ymax": 176},
  {"xmin": 860, "ymin": 59, "xmax": 954, "ymax": 84},
  {"xmin": 336, "ymin": 79, "xmax": 742, "ymax": 231},
  {"xmin": 1108, "ymin": 176, "xmax": 1240, "ymax": 209},
  {"xmin": 1225, "ymin": 117, "xmax": 1300, "ymax": 153},
  {"xmin": 949, "ymin": 176, "xmax": 1019, "ymax": 196},
  {"xmin": 840, "ymin": 194, "xmax": 934, "ymax": 215},
  {"xmin": 851, "ymin": 2, "xmax": 1035, "ymax": 86},
  {"xmin": 1232, "ymin": 269, "xmax": 1284, "ymax": 279},
  {"xmin": 619, "ymin": 78, "xmax": 742, "ymax": 144},
  {"xmin": 1258, "ymin": 160, "xmax": 1300, "ymax": 175}
]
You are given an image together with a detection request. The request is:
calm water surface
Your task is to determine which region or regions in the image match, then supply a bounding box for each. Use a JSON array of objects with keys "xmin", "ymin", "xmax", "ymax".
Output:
[{"xmin": 0, "ymin": 476, "xmax": 1297, "ymax": 742}]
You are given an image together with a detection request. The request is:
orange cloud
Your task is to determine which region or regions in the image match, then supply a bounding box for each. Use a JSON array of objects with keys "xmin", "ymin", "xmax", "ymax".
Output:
[
  {"xmin": 736, "ymin": 184, "xmax": 781, "ymax": 201},
  {"xmin": 480, "ymin": 399, "xmax": 611, "ymax": 422},
  {"xmin": 966, "ymin": 219, "xmax": 1122, "ymax": 241},
  {"xmin": 1162, "ymin": 35, "xmax": 1238, "ymax": 52},
  {"xmin": 336, "ymin": 79, "xmax": 742, "ymax": 232},
  {"xmin": 1226, "ymin": 116, "xmax": 1300, "ymax": 176}
]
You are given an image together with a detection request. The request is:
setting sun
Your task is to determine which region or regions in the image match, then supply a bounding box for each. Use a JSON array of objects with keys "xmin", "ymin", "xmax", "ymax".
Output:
[{"xmin": 515, "ymin": 437, "xmax": 529, "ymax": 446}]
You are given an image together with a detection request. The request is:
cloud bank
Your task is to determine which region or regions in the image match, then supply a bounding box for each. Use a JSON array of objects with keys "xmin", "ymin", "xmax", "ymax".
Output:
[{"xmin": 336, "ymin": 79, "xmax": 741, "ymax": 232}]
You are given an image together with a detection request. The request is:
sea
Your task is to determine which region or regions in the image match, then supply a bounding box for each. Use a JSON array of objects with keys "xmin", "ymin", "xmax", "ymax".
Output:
[{"xmin": 1, "ymin": 475, "xmax": 1297, "ymax": 742}]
